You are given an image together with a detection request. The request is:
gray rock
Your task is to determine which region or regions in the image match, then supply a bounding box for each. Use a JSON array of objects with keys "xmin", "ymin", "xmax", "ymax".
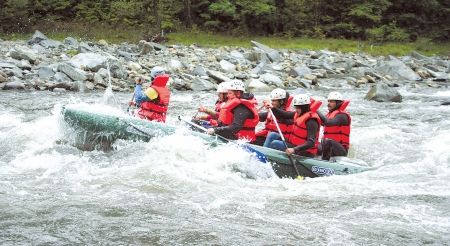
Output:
[
  {"xmin": 58, "ymin": 63, "xmax": 87, "ymax": 81},
  {"xmin": 53, "ymin": 88, "xmax": 67, "ymax": 93},
  {"xmin": 441, "ymin": 101, "xmax": 450, "ymax": 106},
  {"xmin": 40, "ymin": 39, "xmax": 64, "ymax": 49},
  {"xmin": 97, "ymin": 68, "xmax": 109, "ymax": 78},
  {"xmin": 149, "ymin": 42, "xmax": 167, "ymax": 51},
  {"xmin": 250, "ymin": 41, "xmax": 281, "ymax": 62},
  {"xmin": 244, "ymin": 50, "xmax": 263, "ymax": 62},
  {"xmin": 189, "ymin": 77, "xmax": 216, "ymax": 91},
  {"xmin": 38, "ymin": 66, "xmax": 55, "ymax": 79},
  {"xmin": 31, "ymin": 44, "xmax": 47, "ymax": 53},
  {"xmin": 93, "ymin": 73, "xmax": 106, "ymax": 87},
  {"xmin": 0, "ymin": 62, "xmax": 17, "ymax": 69},
  {"xmin": 192, "ymin": 66, "xmax": 208, "ymax": 77},
  {"xmin": 116, "ymin": 50, "xmax": 136, "ymax": 60},
  {"xmin": 170, "ymin": 78, "xmax": 187, "ymax": 91},
  {"xmin": 376, "ymin": 56, "xmax": 421, "ymax": 81},
  {"xmin": 78, "ymin": 42, "xmax": 93, "ymax": 53},
  {"xmin": 251, "ymin": 61, "xmax": 270, "ymax": 75},
  {"xmin": 138, "ymin": 40, "xmax": 154, "ymax": 55},
  {"xmin": 27, "ymin": 30, "xmax": 48, "ymax": 45},
  {"xmin": 168, "ymin": 59, "xmax": 183, "ymax": 71},
  {"xmin": 207, "ymin": 70, "xmax": 230, "ymax": 82},
  {"xmin": 17, "ymin": 60, "xmax": 32, "ymax": 70},
  {"xmin": 247, "ymin": 78, "xmax": 271, "ymax": 92},
  {"xmin": 70, "ymin": 53, "xmax": 107, "ymax": 72},
  {"xmin": 289, "ymin": 66, "xmax": 312, "ymax": 78},
  {"xmin": 107, "ymin": 58, "xmax": 128, "ymax": 79},
  {"xmin": 10, "ymin": 46, "xmax": 38, "ymax": 63},
  {"xmin": 127, "ymin": 61, "xmax": 142, "ymax": 72},
  {"xmin": 54, "ymin": 72, "xmax": 71, "ymax": 82},
  {"xmin": 0, "ymin": 70, "xmax": 7, "ymax": 82},
  {"xmin": 260, "ymin": 73, "xmax": 283, "ymax": 86},
  {"xmin": 64, "ymin": 37, "xmax": 78, "ymax": 46},
  {"xmin": 410, "ymin": 51, "xmax": 431, "ymax": 61},
  {"xmin": 230, "ymin": 50, "xmax": 245, "ymax": 60},
  {"xmin": 219, "ymin": 59, "xmax": 236, "ymax": 73},
  {"xmin": 365, "ymin": 83, "xmax": 402, "ymax": 102},
  {"xmin": 3, "ymin": 81, "xmax": 25, "ymax": 90}
]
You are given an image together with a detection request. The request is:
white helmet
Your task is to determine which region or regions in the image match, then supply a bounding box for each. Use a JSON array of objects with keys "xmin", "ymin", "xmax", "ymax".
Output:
[
  {"xmin": 150, "ymin": 66, "xmax": 165, "ymax": 79},
  {"xmin": 327, "ymin": 91, "xmax": 343, "ymax": 101},
  {"xmin": 293, "ymin": 94, "xmax": 310, "ymax": 106},
  {"xmin": 227, "ymin": 79, "xmax": 245, "ymax": 92},
  {"xmin": 270, "ymin": 88, "xmax": 287, "ymax": 100},
  {"xmin": 217, "ymin": 81, "xmax": 229, "ymax": 93}
]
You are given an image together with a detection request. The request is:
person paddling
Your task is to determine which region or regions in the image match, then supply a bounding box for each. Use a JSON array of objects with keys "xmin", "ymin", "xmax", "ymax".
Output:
[
  {"xmin": 130, "ymin": 66, "xmax": 171, "ymax": 122},
  {"xmin": 193, "ymin": 81, "xmax": 229, "ymax": 126},
  {"xmin": 317, "ymin": 91, "xmax": 351, "ymax": 160},
  {"xmin": 254, "ymin": 88, "xmax": 294, "ymax": 145},
  {"xmin": 206, "ymin": 80, "xmax": 259, "ymax": 142},
  {"xmin": 263, "ymin": 94, "xmax": 321, "ymax": 157}
]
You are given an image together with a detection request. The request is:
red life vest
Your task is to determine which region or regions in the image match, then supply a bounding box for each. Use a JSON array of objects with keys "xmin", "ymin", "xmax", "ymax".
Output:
[
  {"xmin": 137, "ymin": 75, "xmax": 171, "ymax": 122},
  {"xmin": 287, "ymin": 108, "xmax": 322, "ymax": 155},
  {"xmin": 323, "ymin": 100, "xmax": 351, "ymax": 149},
  {"xmin": 218, "ymin": 97, "xmax": 259, "ymax": 142},
  {"xmin": 256, "ymin": 96, "xmax": 294, "ymax": 139},
  {"xmin": 209, "ymin": 100, "xmax": 226, "ymax": 126}
]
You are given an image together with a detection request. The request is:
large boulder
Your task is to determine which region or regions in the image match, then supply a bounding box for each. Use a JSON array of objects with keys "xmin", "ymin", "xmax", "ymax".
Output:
[
  {"xmin": 3, "ymin": 81, "xmax": 25, "ymax": 90},
  {"xmin": 38, "ymin": 66, "xmax": 55, "ymax": 79},
  {"xmin": 58, "ymin": 63, "xmax": 87, "ymax": 81},
  {"xmin": 207, "ymin": 70, "xmax": 230, "ymax": 82},
  {"xmin": 219, "ymin": 59, "xmax": 236, "ymax": 73},
  {"xmin": 107, "ymin": 58, "xmax": 128, "ymax": 79},
  {"xmin": 70, "ymin": 53, "xmax": 107, "ymax": 72},
  {"xmin": 376, "ymin": 56, "xmax": 421, "ymax": 81},
  {"xmin": 27, "ymin": 30, "xmax": 48, "ymax": 45},
  {"xmin": 365, "ymin": 83, "xmax": 402, "ymax": 102},
  {"xmin": 189, "ymin": 77, "xmax": 216, "ymax": 91},
  {"xmin": 54, "ymin": 72, "xmax": 71, "ymax": 82},
  {"xmin": 247, "ymin": 78, "xmax": 271, "ymax": 92},
  {"xmin": 289, "ymin": 66, "xmax": 312, "ymax": 78},
  {"xmin": 260, "ymin": 73, "xmax": 283, "ymax": 87},
  {"xmin": 40, "ymin": 39, "xmax": 64, "ymax": 49},
  {"xmin": 9, "ymin": 46, "xmax": 38, "ymax": 63},
  {"xmin": 250, "ymin": 41, "xmax": 281, "ymax": 62}
]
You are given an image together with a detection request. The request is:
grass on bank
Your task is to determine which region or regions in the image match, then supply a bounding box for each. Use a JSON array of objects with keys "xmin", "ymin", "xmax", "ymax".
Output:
[{"xmin": 1, "ymin": 26, "xmax": 449, "ymax": 57}]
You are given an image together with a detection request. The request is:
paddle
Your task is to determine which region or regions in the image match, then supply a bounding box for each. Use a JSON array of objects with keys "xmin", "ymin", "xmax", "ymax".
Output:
[
  {"xmin": 178, "ymin": 116, "xmax": 267, "ymax": 163},
  {"xmin": 269, "ymin": 108, "xmax": 318, "ymax": 179},
  {"xmin": 127, "ymin": 92, "xmax": 136, "ymax": 114}
]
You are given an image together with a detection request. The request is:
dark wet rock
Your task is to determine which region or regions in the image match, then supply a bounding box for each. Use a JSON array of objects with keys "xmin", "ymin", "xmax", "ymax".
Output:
[
  {"xmin": 27, "ymin": 30, "xmax": 48, "ymax": 45},
  {"xmin": 58, "ymin": 63, "xmax": 87, "ymax": 81},
  {"xmin": 441, "ymin": 101, "xmax": 450, "ymax": 106},
  {"xmin": 376, "ymin": 56, "xmax": 421, "ymax": 81},
  {"xmin": 365, "ymin": 83, "xmax": 402, "ymax": 102},
  {"xmin": 38, "ymin": 66, "xmax": 55, "ymax": 79},
  {"xmin": 10, "ymin": 46, "xmax": 38, "ymax": 63},
  {"xmin": 70, "ymin": 53, "xmax": 107, "ymax": 72},
  {"xmin": 3, "ymin": 81, "xmax": 25, "ymax": 90}
]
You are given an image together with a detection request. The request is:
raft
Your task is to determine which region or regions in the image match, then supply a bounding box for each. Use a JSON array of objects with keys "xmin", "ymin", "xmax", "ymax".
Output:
[{"xmin": 62, "ymin": 105, "xmax": 371, "ymax": 178}]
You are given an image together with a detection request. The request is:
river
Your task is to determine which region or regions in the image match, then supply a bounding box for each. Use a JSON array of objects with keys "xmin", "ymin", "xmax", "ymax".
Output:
[{"xmin": 0, "ymin": 87, "xmax": 449, "ymax": 245}]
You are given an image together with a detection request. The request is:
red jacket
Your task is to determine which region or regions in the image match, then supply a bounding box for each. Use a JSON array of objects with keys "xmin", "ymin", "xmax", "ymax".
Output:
[
  {"xmin": 218, "ymin": 97, "xmax": 259, "ymax": 142},
  {"xmin": 137, "ymin": 75, "xmax": 170, "ymax": 122},
  {"xmin": 256, "ymin": 96, "xmax": 294, "ymax": 139},
  {"xmin": 323, "ymin": 100, "xmax": 351, "ymax": 149}
]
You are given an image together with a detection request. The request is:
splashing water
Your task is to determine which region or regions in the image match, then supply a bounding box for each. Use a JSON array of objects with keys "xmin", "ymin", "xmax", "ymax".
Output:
[{"xmin": 0, "ymin": 88, "xmax": 449, "ymax": 245}]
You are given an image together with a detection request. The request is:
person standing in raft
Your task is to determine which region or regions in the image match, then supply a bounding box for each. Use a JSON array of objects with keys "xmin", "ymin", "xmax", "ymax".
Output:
[
  {"xmin": 206, "ymin": 80, "xmax": 259, "ymax": 142},
  {"xmin": 317, "ymin": 91, "xmax": 351, "ymax": 160},
  {"xmin": 254, "ymin": 88, "xmax": 294, "ymax": 146},
  {"xmin": 130, "ymin": 66, "xmax": 171, "ymax": 122},
  {"xmin": 193, "ymin": 81, "xmax": 229, "ymax": 127},
  {"xmin": 263, "ymin": 94, "xmax": 322, "ymax": 157}
]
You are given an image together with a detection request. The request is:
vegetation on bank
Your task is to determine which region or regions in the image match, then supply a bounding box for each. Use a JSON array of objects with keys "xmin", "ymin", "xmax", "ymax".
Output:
[{"xmin": 1, "ymin": 27, "xmax": 449, "ymax": 57}]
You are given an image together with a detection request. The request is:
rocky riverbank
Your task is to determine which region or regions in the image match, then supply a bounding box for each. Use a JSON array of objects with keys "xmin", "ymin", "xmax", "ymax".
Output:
[{"xmin": 1, "ymin": 30, "xmax": 449, "ymax": 102}]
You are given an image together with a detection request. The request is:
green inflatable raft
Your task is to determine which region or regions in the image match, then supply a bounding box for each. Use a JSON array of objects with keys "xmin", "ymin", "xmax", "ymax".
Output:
[{"xmin": 62, "ymin": 105, "xmax": 372, "ymax": 179}]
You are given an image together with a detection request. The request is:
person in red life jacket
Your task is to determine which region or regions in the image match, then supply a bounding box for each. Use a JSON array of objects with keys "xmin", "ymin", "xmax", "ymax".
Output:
[
  {"xmin": 317, "ymin": 91, "xmax": 351, "ymax": 160},
  {"xmin": 263, "ymin": 94, "xmax": 321, "ymax": 157},
  {"xmin": 254, "ymin": 88, "xmax": 294, "ymax": 146},
  {"xmin": 131, "ymin": 66, "xmax": 171, "ymax": 122},
  {"xmin": 206, "ymin": 80, "xmax": 259, "ymax": 142},
  {"xmin": 194, "ymin": 81, "xmax": 229, "ymax": 124}
]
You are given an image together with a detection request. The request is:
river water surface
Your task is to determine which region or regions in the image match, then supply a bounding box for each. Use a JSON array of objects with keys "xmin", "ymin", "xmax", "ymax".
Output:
[{"xmin": 0, "ymin": 87, "xmax": 449, "ymax": 245}]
